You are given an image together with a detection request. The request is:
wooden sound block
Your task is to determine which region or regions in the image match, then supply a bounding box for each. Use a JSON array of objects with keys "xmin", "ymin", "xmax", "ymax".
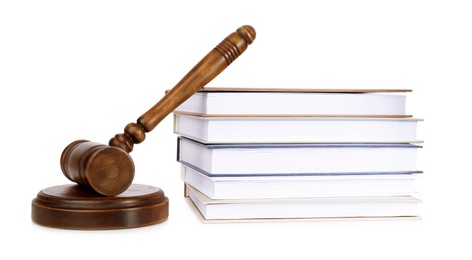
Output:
[{"xmin": 31, "ymin": 184, "xmax": 169, "ymax": 230}]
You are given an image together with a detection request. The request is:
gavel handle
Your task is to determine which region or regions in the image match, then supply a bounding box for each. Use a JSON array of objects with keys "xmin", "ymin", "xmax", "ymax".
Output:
[{"xmin": 109, "ymin": 25, "xmax": 256, "ymax": 153}]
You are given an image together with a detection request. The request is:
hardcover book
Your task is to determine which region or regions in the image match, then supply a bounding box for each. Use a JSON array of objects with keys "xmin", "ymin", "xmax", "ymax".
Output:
[
  {"xmin": 174, "ymin": 87, "xmax": 411, "ymax": 116},
  {"xmin": 181, "ymin": 165, "xmax": 421, "ymax": 199},
  {"xmin": 174, "ymin": 114, "xmax": 422, "ymax": 144},
  {"xmin": 186, "ymin": 185, "xmax": 421, "ymax": 221},
  {"xmin": 177, "ymin": 137, "xmax": 422, "ymax": 176}
]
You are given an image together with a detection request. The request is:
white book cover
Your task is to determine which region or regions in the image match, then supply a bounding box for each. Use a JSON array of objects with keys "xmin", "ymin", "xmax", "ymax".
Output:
[
  {"xmin": 173, "ymin": 114, "xmax": 422, "ymax": 144},
  {"xmin": 177, "ymin": 137, "xmax": 422, "ymax": 175},
  {"xmin": 181, "ymin": 165, "xmax": 421, "ymax": 199},
  {"xmin": 186, "ymin": 185, "xmax": 421, "ymax": 220},
  {"xmin": 174, "ymin": 88, "xmax": 410, "ymax": 116}
]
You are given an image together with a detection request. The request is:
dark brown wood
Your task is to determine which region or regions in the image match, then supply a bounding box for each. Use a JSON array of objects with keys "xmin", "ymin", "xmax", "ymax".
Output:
[
  {"xmin": 110, "ymin": 25, "xmax": 256, "ymax": 153},
  {"xmin": 60, "ymin": 25, "xmax": 256, "ymax": 195},
  {"xmin": 60, "ymin": 140, "xmax": 135, "ymax": 196},
  {"xmin": 32, "ymin": 184, "xmax": 168, "ymax": 230}
]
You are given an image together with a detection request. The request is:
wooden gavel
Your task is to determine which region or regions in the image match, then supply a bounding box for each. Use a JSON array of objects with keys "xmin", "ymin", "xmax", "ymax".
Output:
[{"xmin": 60, "ymin": 25, "xmax": 256, "ymax": 196}]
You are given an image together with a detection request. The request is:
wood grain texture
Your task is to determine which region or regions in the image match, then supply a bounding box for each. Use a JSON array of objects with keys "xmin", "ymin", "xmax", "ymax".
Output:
[
  {"xmin": 59, "ymin": 25, "xmax": 256, "ymax": 196},
  {"xmin": 32, "ymin": 184, "xmax": 168, "ymax": 230},
  {"xmin": 60, "ymin": 140, "xmax": 135, "ymax": 196},
  {"xmin": 110, "ymin": 25, "xmax": 256, "ymax": 153}
]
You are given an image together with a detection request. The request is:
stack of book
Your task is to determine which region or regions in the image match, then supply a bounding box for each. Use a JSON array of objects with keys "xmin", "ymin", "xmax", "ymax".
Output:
[{"xmin": 173, "ymin": 87, "xmax": 423, "ymax": 222}]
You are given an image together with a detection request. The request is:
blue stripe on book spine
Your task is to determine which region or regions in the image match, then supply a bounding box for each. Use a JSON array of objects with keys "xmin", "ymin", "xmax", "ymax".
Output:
[{"xmin": 179, "ymin": 160, "xmax": 423, "ymax": 178}]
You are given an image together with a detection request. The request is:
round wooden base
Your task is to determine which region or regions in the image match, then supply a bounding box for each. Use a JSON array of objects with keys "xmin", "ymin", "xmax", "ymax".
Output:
[{"xmin": 31, "ymin": 184, "xmax": 168, "ymax": 230}]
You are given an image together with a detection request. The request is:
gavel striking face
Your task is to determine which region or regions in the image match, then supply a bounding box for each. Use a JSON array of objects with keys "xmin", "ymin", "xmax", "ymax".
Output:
[{"xmin": 60, "ymin": 25, "xmax": 256, "ymax": 196}]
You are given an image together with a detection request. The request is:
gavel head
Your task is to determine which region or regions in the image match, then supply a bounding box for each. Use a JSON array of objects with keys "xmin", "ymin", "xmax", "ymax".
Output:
[{"xmin": 60, "ymin": 140, "xmax": 135, "ymax": 196}]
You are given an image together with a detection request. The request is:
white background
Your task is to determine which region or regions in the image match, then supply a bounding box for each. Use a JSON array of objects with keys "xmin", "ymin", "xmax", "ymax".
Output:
[{"xmin": 1, "ymin": 0, "xmax": 471, "ymax": 259}]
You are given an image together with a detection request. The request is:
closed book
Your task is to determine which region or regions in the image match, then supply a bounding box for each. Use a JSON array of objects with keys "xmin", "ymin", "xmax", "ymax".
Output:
[
  {"xmin": 174, "ymin": 87, "xmax": 410, "ymax": 116},
  {"xmin": 173, "ymin": 114, "xmax": 422, "ymax": 144},
  {"xmin": 186, "ymin": 185, "xmax": 421, "ymax": 220},
  {"xmin": 181, "ymin": 165, "xmax": 420, "ymax": 199},
  {"xmin": 177, "ymin": 137, "xmax": 422, "ymax": 176}
]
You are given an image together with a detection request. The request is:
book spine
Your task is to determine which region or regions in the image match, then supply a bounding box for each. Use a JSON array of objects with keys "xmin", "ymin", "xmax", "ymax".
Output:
[{"xmin": 176, "ymin": 137, "xmax": 182, "ymax": 162}]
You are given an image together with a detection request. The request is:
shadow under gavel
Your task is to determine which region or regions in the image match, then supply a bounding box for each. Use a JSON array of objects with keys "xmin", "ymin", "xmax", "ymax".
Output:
[{"xmin": 60, "ymin": 25, "xmax": 256, "ymax": 196}]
